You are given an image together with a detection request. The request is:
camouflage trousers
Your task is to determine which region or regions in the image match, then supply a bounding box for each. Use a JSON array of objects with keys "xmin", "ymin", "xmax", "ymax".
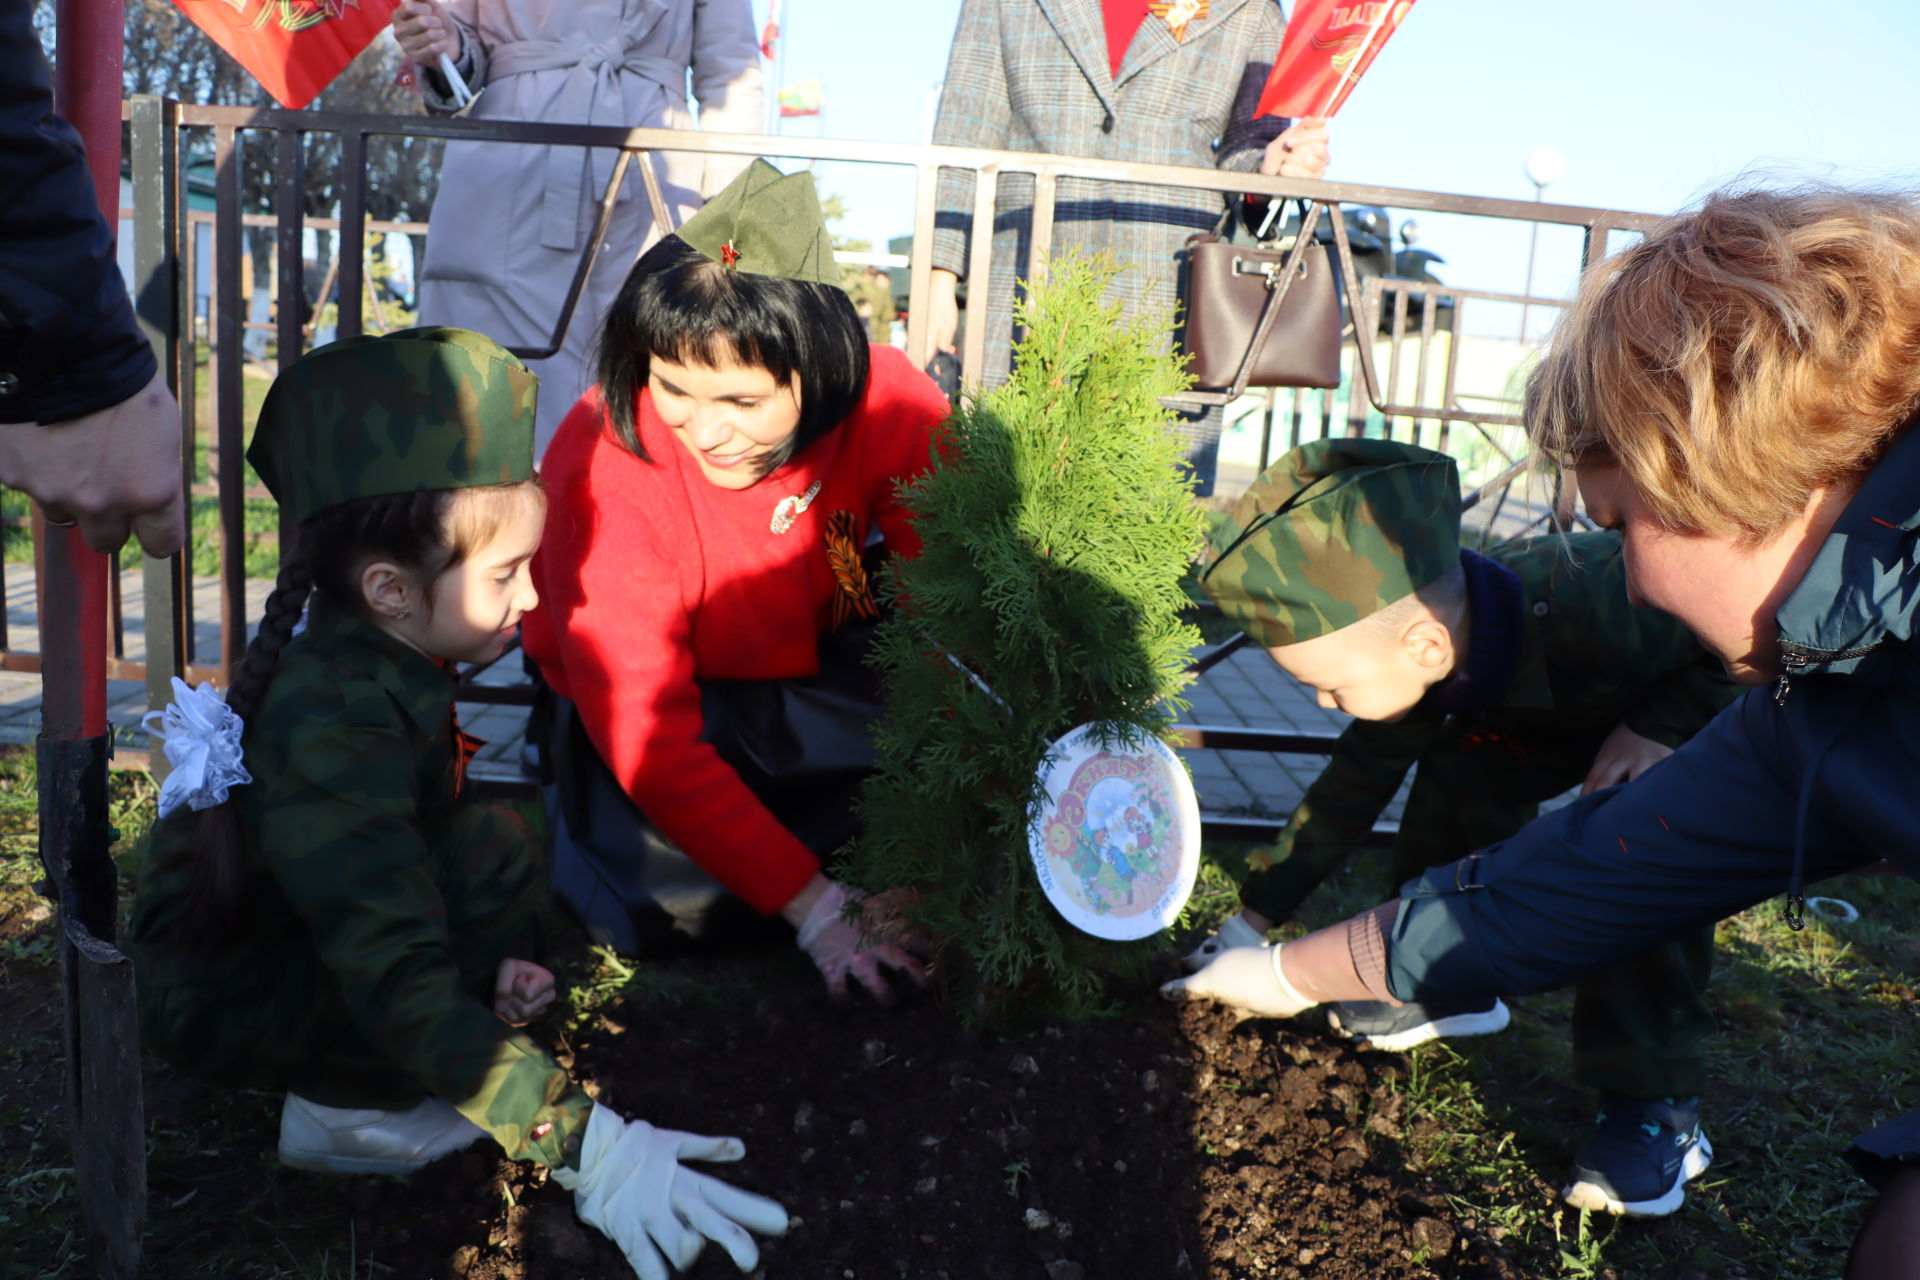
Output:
[
  {"xmin": 135, "ymin": 803, "xmax": 548, "ymax": 1110},
  {"xmin": 1245, "ymin": 715, "xmax": 1715, "ymax": 1100}
]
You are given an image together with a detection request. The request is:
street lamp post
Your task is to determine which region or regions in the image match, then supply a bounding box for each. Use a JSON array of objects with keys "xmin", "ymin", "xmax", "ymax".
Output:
[{"xmin": 1520, "ymin": 145, "xmax": 1564, "ymax": 343}]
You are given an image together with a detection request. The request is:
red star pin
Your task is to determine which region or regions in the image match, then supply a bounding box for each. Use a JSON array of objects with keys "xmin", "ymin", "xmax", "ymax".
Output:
[{"xmin": 720, "ymin": 240, "xmax": 740, "ymax": 267}]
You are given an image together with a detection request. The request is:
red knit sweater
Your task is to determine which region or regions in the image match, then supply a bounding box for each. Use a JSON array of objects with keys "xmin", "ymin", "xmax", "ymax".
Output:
[{"xmin": 523, "ymin": 345, "xmax": 948, "ymax": 915}]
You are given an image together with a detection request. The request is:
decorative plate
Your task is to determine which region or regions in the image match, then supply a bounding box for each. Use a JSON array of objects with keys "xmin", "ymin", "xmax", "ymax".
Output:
[{"xmin": 1025, "ymin": 722, "xmax": 1201, "ymax": 940}]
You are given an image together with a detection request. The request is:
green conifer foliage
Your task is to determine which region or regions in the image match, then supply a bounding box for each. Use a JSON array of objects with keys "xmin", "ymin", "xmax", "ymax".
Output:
[{"xmin": 847, "ymin": 254, "xmax": 1203, "ymax": 1022}]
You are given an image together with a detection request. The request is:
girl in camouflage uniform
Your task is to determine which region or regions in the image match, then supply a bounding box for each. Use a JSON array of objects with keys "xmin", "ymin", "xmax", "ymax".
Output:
[{"xmin": 131, "ymin": 328, "xmax": 786, "ymax": 1280}]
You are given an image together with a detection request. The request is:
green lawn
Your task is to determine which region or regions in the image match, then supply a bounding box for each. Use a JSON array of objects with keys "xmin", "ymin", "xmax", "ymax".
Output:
[
  {"xmin": 0, "ymin": 754, "xmax": 1913, "ymax": 1277},
  {"xmin": 1188, "ymin": 840, "xmax": 1920, "ymax": 1277}
]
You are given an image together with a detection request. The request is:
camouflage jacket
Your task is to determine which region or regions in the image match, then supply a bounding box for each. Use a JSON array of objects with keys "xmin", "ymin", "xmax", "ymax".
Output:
[
  {"xmin": 130, "ymin": 596, "xmax": 590, "ymax": 1167},
  {"xmin": 1253, "ymin": 532, "xmax": 1740, "ymax": 887}
]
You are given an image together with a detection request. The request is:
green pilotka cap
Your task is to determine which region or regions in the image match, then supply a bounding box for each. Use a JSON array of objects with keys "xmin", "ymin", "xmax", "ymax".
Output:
[
  {"xmin": 247, "ymin": 327, "xmax": 536, "ymax": 526},
  {"xmin": 1200, "ymin": 438, "xmax": 1462, "ymax": 646},
  {"xmin": 675, "ymin": 159, "xmax": 839, "ymax": 285}
]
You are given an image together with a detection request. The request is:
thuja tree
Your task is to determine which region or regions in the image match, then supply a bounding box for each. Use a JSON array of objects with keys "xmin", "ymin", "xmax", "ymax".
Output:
[{"xmin": 847, "ymin": 254, "xmax": 1203, "ymax": 1022}]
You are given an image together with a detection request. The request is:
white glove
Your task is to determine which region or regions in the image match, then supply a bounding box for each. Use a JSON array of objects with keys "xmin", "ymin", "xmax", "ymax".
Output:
[
  {"xmin": 796, "ymin": 879, "xmax": 928, "ymax": 1004},
  {"xmin": 551, "ymin": 1106, "xmax": 787, "ymax": 1280},
  {"xmin": 1159, "ymin": 942, "xmax": 1317, "ymax": 1018}
]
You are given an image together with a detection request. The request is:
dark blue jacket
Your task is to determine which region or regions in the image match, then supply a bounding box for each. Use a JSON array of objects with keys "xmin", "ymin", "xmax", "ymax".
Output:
[
  {"xmin": 1387, "ymin": 424, "xmax": 1920, "ymax": 1001},
  {"xmin": 0, "ymin": 5, "xmax": 156, "ymax": 423}
]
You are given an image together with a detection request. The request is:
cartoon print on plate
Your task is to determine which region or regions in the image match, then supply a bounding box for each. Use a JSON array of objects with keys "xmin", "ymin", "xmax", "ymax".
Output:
[{"xmin": 1028, "ymin": 723, "xmax": 1200, "ymax": 940}]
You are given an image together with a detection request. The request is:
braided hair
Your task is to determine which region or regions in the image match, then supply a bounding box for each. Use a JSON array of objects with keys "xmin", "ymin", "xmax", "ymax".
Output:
[{"xmin": 180, "ymin": 481, "xmax": 540, "ymax": 943}]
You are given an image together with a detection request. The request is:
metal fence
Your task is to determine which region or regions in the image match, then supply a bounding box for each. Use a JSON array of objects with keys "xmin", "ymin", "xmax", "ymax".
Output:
[{"xmin": 19, "ymin": 99, "xmax": 1660, "ymax": 807}]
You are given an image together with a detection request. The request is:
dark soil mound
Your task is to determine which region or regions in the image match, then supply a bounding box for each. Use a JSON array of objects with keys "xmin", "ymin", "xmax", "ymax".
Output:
[{"xmin": 395, "ymin": 962, "xmax": 1528, "ymax": 1280}]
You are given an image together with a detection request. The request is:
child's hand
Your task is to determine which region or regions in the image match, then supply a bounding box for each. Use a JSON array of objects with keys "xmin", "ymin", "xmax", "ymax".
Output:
[
  {"xmin": 1580, "ymin": 724, "xmax": 1673, "ymax": 795},
  {"xmin": 494, "ymin": 958, "xmax": 556, "ymax": 1026}
]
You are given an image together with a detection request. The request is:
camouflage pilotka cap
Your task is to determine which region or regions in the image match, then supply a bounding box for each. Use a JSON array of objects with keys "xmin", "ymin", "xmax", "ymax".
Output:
[
  {"xmin": 247, "ymin": 327, "xmax": 536, "ymax": 526},
  {"xmin": 675, "ymin": 158, "xmax": 840, "ymax": 285},
  {"xmin": 1200, "ymin": 438, "xmax": 1462, "ymax": 646}
]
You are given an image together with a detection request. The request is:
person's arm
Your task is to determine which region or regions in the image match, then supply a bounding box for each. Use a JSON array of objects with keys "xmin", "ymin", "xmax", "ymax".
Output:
[
  {"xmin": 251, "ymin": 700, "xmax": 588, "ymax": 1168},
  {"xmin": 0, "ymin": 10, "xmax": 153, "ymax": 425},
  {"xmin": 1383, "ymin": 685, "xmax": 1884, "ymax": 1004},
  {"xmin": 1243, "ymin": 712, "xmax": 1438, "ymax": 921},
  {"xmin": 1173, "ymin": 677, "xmax": 1892, "ymax": 1019},
  {"xmin": 394, "ymin": 0, "xmax": 489, "ymax": 114},
  {"xmin": 929, "ymin": 0, "xmax": 1011, "ymax": 301},
  {"xmin": 0, "ymin": 9, "xmax": 184, "ymax": 556},
  {"xmin": 1215, "ymin": 2, "xmax": 1291, "ymax": 176},
  {"xmin": 688, "ymin": 0, "xmax": 765, "ymax": 196},
  {"xmin": 862, "ymin": 347, "xmax": 949, "ymax": 557},
  {"xmin": 1218, "ymin": 5, "xmax": 1329, "ymax": 227},
  {"xmin": 534, "ymin": 417, "xmax": 821, "ymax": 916}
]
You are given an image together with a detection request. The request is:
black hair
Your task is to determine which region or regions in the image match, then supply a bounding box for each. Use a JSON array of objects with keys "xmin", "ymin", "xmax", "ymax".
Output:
[
  {"xmin": 180, "ymin": 479, "xmax": 543, "ymax": 944},
  {"xmin": 595, "ymin": 235, "xmax": 871, "ymax": 474}
]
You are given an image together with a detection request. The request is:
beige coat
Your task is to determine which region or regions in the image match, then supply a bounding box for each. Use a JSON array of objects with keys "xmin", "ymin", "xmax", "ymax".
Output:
[{"xmin": 418, "ymin": 0, "xmax": 763, "ymax": 450}]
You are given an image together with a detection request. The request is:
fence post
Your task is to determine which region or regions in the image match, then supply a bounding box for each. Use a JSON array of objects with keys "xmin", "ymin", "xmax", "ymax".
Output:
[
  {"xmin": 133, "ymin": 94, "xmax": 186, "ymax": 731},
  {"xmin": 275, "ymin": 127, "xmax": 306, "ymax": 555}
]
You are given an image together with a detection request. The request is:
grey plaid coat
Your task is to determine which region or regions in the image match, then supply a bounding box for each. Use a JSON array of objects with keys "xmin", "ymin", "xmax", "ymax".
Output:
[{"xmin": 931, "ymin": 0, "xmax": 1290, "ymax": 407}]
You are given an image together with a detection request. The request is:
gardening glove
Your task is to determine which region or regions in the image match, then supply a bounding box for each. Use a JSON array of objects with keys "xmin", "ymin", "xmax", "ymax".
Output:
[
  {"xmin": 551, "ymin": 1106, "xmax": 787, "ymax": 1280},
  {"xmin": 796, "ymin": 879, "xmax": 929, "ymax": 1005},
  {"xmin": 1159, "ymin": 942, "xmax": 1317, "ymax": 1018}
]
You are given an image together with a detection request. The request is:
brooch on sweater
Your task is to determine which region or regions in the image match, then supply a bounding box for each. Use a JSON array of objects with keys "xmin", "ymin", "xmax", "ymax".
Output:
[
  {"xmin": 1151, "ymin": 0, "xmax": 1207, "ymax": 40},
  {"xmin": 770, "ymin": 480, "xmax": 822, "ymax": 534}
]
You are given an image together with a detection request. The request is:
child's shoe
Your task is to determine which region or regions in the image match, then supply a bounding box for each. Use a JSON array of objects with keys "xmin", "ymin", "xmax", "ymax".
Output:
[
  {"xmin": 1561, "ymin": 1094, "xmax": 1712, "ymax": 1217},
  {"xmin": 278, "ymin": 1093, "xmax": 490, "ymax": 1175},
  {"xmin": 1180, "ymin": 913, "xmax": 1271, "ymax": 972},
  {"xmin": 1325, "ymin": 996, "xmax": 1510, "ymax": 1050}
]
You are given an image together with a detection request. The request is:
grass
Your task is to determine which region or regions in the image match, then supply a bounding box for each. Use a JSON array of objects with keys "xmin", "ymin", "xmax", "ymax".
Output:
[
  {"xmin": 0, "ymin": 749, "xmax": 1913, "ymax": 1276},
  {"xmin": 1188, "ymin": 835, "xmax": 1920, "ymax": 1277}
]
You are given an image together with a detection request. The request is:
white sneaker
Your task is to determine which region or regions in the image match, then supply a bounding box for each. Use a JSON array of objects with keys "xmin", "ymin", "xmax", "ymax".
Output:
[
  {"xmin": 1181, "ymin": 913, "xmax": 1271, "ymax": 972},
  {"xmin": 278, "ymin": 1093, "xmax": 490, "ymax": 1175}
]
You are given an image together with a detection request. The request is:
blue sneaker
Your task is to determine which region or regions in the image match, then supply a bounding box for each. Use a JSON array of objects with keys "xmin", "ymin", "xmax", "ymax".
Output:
[{"xmin": 1562, "ymin": 1095, "xmax": 1713, "ymax": 1216}]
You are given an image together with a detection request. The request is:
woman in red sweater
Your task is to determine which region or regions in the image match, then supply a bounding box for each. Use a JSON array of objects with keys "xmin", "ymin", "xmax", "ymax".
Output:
[{"xmin": 523, "ymin": 162, "xmax": 949, "ymax": 1001}]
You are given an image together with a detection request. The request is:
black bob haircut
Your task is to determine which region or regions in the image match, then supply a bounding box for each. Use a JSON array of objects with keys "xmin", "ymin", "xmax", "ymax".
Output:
[{"xmin": 595, "ymin": 234, "xmax": 871, "ymax": 473}]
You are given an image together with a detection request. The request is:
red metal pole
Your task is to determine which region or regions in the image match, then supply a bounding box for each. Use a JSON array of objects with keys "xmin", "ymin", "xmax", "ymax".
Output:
[
  {"xmin": 47, "ymin": 0, "xmax": 124, "ymax": 741},
  {"xmin": 47, "ymin": 10, "xmax": 148, "ymax": 1280}
]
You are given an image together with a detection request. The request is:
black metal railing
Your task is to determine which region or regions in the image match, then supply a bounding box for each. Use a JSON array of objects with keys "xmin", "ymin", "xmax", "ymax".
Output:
[{"xmin": 17, "ymin": 99, "xmax": 1655, "ymax": 824}]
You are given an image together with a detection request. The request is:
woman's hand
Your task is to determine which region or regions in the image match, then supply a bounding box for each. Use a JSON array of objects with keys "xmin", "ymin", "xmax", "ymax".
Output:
[
  {"xmin": 1259, "ymin": 117, "xmax": 1331, "ymax": 181},
  {"xmin": 1580, "ymin": 723, "xmax": 1673, "ymax": 795},
  {"xmin": 392, "ymin": 0, "xmax": 460, "ymax": 65},
  {"xmin": 494, "ymin": 957, "xmax": 557, "ymax": 1025},
  {"xmin": 926, "ymin": 269, "xmax": 961, "ymax": 356},
  {"xmin": 784, "ymin": 875, "xmax": 929, "ymax": 1005}
]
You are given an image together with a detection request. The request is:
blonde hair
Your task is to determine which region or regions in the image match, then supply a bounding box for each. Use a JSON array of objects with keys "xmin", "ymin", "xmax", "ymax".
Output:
[{"xmin": 1527, "ymin": 183, "xmax": 1920, "ymax": 543}]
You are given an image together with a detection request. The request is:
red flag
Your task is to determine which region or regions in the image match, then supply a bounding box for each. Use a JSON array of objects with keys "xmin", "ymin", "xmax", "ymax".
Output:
[
  {"xmin": 173, "ymin": 0, "xmax": 401, "ymax": 110},
  {"xmin": 759, "ymin": 0, "xmax": 782, "ymax": 60},
  {"xmin": 1255, "ymin": 0, "xmax": 1416, "ymax": 120}
]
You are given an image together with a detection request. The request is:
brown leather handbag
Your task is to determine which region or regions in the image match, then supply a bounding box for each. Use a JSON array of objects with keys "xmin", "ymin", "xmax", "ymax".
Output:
[{"xmin": 1181, "ymin": 201, "xmax": 1343, "ymax": 396}]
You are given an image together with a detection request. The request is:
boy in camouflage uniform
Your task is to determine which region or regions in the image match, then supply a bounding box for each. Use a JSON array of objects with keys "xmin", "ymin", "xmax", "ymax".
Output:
[
  {"xmin": 130, "ymin": 328, "xmax": 785, "ymax": 1279},
  {"xmin": 1187, "ymin": 438, "xmax": 1739, "ymax": 1217}
]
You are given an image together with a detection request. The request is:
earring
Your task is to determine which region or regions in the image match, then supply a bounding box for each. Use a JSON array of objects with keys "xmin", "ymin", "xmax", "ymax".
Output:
[{"xmin": 392, "ymin": 607, "xmax": 412, "ymax": 621}]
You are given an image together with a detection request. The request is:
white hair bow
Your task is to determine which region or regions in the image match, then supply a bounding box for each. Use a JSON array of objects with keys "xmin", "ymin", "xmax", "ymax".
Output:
[{"xmin": 142, "ymin": 677, "xmax": 252, "ymax": 820}]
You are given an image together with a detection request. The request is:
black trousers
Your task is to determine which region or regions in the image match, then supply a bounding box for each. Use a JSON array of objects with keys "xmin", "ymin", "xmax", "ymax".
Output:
[{"xmin": 538, "ymin": 625, "xmax": 885, "ymax": 957}]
